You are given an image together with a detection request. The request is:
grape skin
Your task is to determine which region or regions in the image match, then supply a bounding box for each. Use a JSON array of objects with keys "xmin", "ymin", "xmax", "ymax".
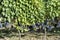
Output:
[{"xmin": 4, "ymin": 22, "xmax": 12, "ymax": 29}]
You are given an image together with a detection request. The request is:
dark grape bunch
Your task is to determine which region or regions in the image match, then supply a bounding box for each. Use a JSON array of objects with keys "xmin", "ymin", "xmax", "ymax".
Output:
[
  {"xmin": 4, "ymin": 20, "xmax": 14, "ymax": 30},
  {"xmin": 0, "ymin": 16, "xmax": 60, "ymax": 33},
  {"xmin": 27, "ymin": 17, "xmax": 60, "ymax": 33}
]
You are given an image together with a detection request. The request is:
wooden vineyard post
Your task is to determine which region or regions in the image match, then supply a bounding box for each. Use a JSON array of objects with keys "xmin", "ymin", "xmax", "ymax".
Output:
[
  {"xmin": 18, "ymin": 29, "xmax": 21, "ymax": 40},
  {"xmin": 44, "ymin": 25, "xmax": 47, "ymax": 40}
]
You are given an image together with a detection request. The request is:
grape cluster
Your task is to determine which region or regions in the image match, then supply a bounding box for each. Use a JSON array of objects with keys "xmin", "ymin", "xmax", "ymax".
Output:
[
  {"xmin": 0, "ymin": 0, "xmax": 60, "ymax": 32},
  {"xmin": 4, "ymin": 21, "xmax": 11, "ymax": 29},
  {"xmin": 28, "ymin": 17, "xmax": 60, "ymax": 32}
]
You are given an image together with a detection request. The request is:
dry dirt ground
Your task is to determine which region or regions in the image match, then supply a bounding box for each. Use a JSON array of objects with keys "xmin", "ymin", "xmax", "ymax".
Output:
[
  {"xmin": 0, "ymin": 36, "xmax": 60, "ymax": 40},
  {"xmin": 0, "ymin": 32, "xmax": 60, "ymax": 40}
]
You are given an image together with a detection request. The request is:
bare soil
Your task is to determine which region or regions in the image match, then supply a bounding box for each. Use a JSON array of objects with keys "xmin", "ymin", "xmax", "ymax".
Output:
[{"xmin": 0, "ymin": 32, "xmax": 60, "ymax": 40}]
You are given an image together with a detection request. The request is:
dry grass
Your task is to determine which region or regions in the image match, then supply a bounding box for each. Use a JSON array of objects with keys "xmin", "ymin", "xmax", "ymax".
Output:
[
  {"xmin": 0, "ymin": 36, "xmax": 60, "ymax": 40},
  {"xmin": 0, "ymin": 32, "xmax": 60, "ymax": 40}
]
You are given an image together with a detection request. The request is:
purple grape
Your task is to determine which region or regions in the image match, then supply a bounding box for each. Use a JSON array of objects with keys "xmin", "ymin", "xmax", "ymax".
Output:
[
  {"xmin": 46, "ymin": 25, "xmax": 54, "ymax": 31},
  {"xmin": 28, "ymin": 25, "xmax": 34, "ymax": 31},
  {"xmin": 35, "ymin": 22, "xmax": 40, "ymax": 26},
  {"xmin": 56, "ymin": 20, "xmax": 60, "ymax": 28},
  {"xmin": 41, "ymin": 22, "xmax": 44, "ymax": 26},
  {"xmin": 5, "ymin": 22, "xmax": 11, "ymax": 28},
  {"xmin": 41, "ymin": 23, "xmax": 45, "ymax": 31}
]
